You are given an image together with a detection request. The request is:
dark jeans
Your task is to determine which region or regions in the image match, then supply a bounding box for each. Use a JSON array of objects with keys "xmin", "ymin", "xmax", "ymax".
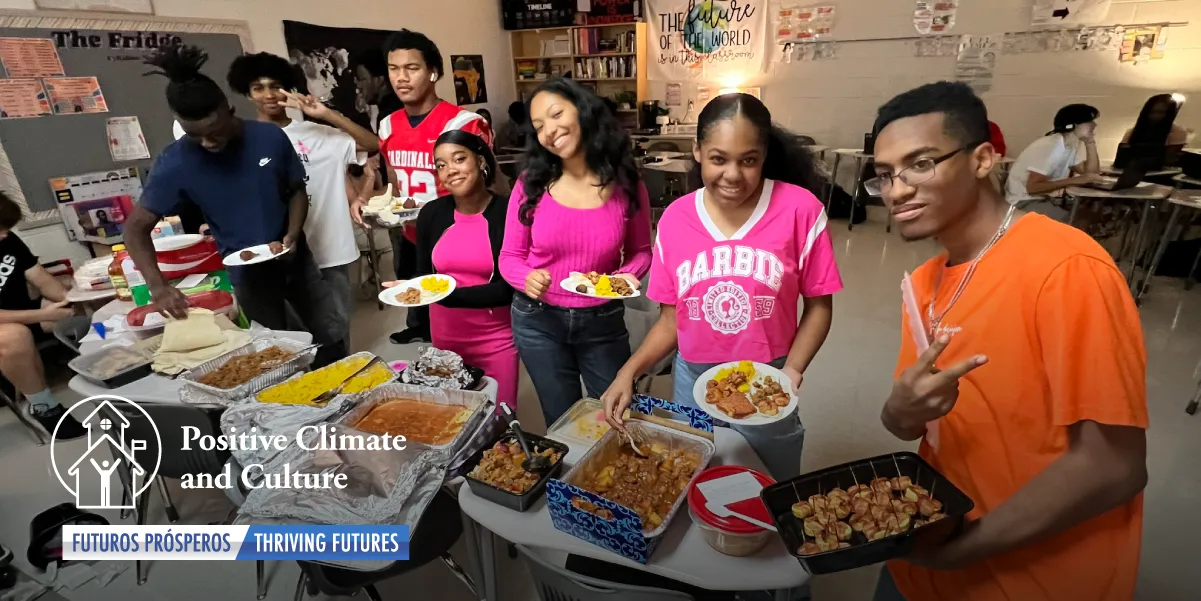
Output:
[
  {"xmin": 232, "ymin": 238, "xmax": 348, "ymax": 368},
  {"xmin": 320, "ymin": 264, "xmax": 353, "ymax": 352},
  {"xmin": 510, "ymin": 293, "xmax": 630, "ymax": 427},
  {"xmin": 390, "ymin": 228, "xmax": 428, "ymax": 333}
]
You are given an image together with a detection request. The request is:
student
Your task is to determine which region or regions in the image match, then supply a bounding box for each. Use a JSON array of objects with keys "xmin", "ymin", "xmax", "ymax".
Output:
[
  {"xmin": 129, "ymin": 44, "xmax": 347, "ymax": 368},
  {"xmin": 601, "ymin": 93, "xmax": 841, "ymax": 480},
  {"xmin": 1122, "ymin": 93, "xmax": 1188, "ymax": 147},
  {"xmin": 0, "ymin": 192, "xmax": 85, "ymax": 438},
  {"xmin": 378, "ymin": 29, "xmax": 493, "ymax": 345},
  {"xmin": 1004, "ymin": 103, "xmax": 1102, "ymax": 205},
  {"xmin": 868, "ymin": 81, "xmax": 1147, "ymax": 601},
  {"xmin": 350, "ymin": 49, "xmax": 403, "ymax": 134},
  {"xmin": 499, "ymin": 100, "xmax": 529, "ymax": 149},
  {"xmin": 499, "ymin": 77, "xmax": 651, "ymax": 427},
  {"xmin": 227, "ymin": 51, "xmax": 379, "ymax": 351},
  {"xmin": 390, "ymin": 130, "xmax": 517, "ymax": 408}
]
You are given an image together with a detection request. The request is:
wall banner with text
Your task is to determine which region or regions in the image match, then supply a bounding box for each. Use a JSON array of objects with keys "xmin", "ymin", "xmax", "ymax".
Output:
[{"xmin": 646, "ymin": 0, "xmax": 768, "ymax": 82}]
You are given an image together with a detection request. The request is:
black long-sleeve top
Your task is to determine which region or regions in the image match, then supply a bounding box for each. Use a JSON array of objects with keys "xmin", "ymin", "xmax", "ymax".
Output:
[{"xmin": 414, "ymin": 193, "xmax": 513, "ymax": 309}]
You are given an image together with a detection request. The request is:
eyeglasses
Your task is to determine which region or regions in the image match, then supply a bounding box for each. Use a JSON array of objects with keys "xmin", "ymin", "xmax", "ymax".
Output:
[{"xmin": 863, "ymin": 147, "xmax": 971, "ymax": 196}]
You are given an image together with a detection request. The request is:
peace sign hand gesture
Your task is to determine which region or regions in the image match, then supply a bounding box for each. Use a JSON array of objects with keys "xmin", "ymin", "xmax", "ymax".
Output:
[
  {"xmin": 884, "ymin": 335, "xmax": 988, "ymax": 436},
  {"xmin": 282, "ymin": 91, "xmax": 332, "ymax": 120}
]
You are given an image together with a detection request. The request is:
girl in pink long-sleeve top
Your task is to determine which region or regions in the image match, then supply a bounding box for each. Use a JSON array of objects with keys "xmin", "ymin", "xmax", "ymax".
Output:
[{"xmin": 499, "ymin": 77, "xmax": 652, "ymax": 426}]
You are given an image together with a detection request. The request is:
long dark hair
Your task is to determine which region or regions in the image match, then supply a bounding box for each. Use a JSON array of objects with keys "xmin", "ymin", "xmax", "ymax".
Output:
[
  {"xmin": 144, "ymin": 44, "xmax": 226, "ymax": 120},
  {"xmin": 1128, "ymin": 94, "xmax": 1182, "ymax": 146},
  {"xmin": 694, "ymin": 93, "xmax": 821, "ymax": 195},
  {"xmin": 435, "ymin": 129, "xmax": 498, "ymax": 188},
  {"xmin": 519, "ymin": 77, "xmax": 640, "ymax": 226}
]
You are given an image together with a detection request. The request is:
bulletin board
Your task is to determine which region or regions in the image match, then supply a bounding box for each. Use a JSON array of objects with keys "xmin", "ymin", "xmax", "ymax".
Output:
[{"xmin": 0, "ymin": 11, "xmax": 254, "ymax": 229}]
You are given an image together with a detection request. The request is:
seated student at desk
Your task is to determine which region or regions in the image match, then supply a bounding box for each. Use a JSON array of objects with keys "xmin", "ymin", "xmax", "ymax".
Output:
[
  {"xmin": 1122, "ymin": 93, "xmax": 1189, "ymax": 148},
  {"xmin": 0, "ymin": 192, "xmax": 85, "ymax": 439},
  {"xmin": 1006, "ymin": 104, "xmax": 1102, "ymax": 208}
]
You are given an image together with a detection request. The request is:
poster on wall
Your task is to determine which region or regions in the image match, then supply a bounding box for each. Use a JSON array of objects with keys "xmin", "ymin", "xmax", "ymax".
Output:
[
  {"xmin": 955, "ymin": 34, "xmax": 999, "ymax": 93},
  {"xmin": 914, "ymin": 1, "xmax": 959, "ymax": 35},
  {"xmin": 283, "ymin": 20, "xmax": 394, "ymax": 133},
  {"xmin": 49, "ymin": 167, "xmax": 142, "ymax": 243},
  {"xmin": 43, "ymin": 77, "xmax": 109, "ymax": 115},
  {"xmin": 1120, "ymin": 27, "xmax": 1166, "ymax": 63},
  {"xmin": 106, "ymin": 116, "xmax": 151, "ymax": 161},
  {"xmin": 1032, "ymin": 0, "xmax": 1111, "ymax": 27},
  {"xmin": 776, "ymin": 4, "xmax": 835, "ymax": 43},
  {"xmin": 451, "ymin": 55, "xmax": 488, "ymax": 105},
  {"xmin": 584, "ymin": 0, "xmax": 641, "ymax": 24},
  {"xmin": 0, "ymin": 38, "xmax": 65, "ymax": 77},
  {"xmin": 646, "ymin": 0, "xmax": 769, "ymax": 81},
  {"xmin": 0, "ymin": 79, "xmax": 51, "ymax": 119}
]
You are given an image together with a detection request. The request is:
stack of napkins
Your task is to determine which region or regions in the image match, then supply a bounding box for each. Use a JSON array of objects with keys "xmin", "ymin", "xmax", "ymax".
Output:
[
  {"xmin": 152, "ymin": 308, "xmax": 251, "ymax": 375},
  {"xmin": 362, "ymin": 184, "xmax": 402, "ymax": 225}
]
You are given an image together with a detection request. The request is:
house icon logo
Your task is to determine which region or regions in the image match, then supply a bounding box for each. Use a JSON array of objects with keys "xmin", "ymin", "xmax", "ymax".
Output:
[{"xmin": 50, "ymin": 395, "xmax": 162, "ymax": 510}]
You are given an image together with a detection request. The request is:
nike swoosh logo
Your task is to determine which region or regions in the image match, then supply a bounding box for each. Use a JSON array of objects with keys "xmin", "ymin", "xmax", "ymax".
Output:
[{"xmin": 259, "ymin": 158, "xmax": 271, "ymax": 166}]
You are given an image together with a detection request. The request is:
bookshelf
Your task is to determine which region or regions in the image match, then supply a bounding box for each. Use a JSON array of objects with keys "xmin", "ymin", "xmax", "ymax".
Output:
[{"xmin": 510, "ymin": 22, "xmax": 648, "ymax": 127}]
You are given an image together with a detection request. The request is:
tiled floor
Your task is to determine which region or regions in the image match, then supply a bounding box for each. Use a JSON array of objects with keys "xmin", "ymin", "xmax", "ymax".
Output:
[{"xmin": 1, "ymin": 208, "xmax": 1199, "ymax": 601}]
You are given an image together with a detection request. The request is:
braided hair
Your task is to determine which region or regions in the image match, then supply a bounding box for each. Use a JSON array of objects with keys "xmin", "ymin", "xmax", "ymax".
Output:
[{"xmin": 144, "ymin": 44, "xmax": 227, "ymax": 120}]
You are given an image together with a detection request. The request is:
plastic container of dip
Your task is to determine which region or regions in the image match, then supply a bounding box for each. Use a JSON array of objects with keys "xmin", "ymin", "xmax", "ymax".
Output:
[{"xmin": 688, "ymin": 465, "xmax": 776, "ymax": 557}]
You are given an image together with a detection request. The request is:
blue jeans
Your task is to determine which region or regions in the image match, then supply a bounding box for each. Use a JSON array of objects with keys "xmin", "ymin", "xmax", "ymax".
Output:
[
  {"xmin": 671, "ymin": 354, "xmax": 806, "ymax": 481},
  {"xmin": 511, "ymin": 294, "xmax": 631, "ymax": 427}
]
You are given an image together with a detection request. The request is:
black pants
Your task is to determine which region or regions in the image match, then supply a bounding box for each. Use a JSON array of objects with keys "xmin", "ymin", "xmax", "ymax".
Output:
[
  {"xmin": 390, "ymin": 229, "xmax": 429, "ymax": 333},
  {"xmin": 565, "ymin": 555, "xmax": 735, "ymax": 601},
  {"xmin": 232, "ymin": 237, "xmax": 348, "ymax": 368}
]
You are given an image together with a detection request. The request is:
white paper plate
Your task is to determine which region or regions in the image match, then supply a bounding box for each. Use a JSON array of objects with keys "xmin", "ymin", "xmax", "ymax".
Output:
[
  {"xmin": 378, "ymin": 275, "xmax": 457, "ymax": 307},
  {"xmin": 559, "ymin": 273, "xmax": 641, "ymax": 299},
  {"xmin": 152, "ymin": 234, "xmax": 205, "ymax": 252},
  {"xmin": 692, "ymin": 361, "xmax": 798, "ymax": 426},
  {"xmin": 222, "ymin": 244, "xmax": 291, "ymax": 267}
]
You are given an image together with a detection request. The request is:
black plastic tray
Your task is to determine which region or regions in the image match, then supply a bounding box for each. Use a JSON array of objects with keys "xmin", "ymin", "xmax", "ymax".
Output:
[
  {"xmin": 464, "ymin": 431, "xmax": 569, "ymax": 512},
  {"xmin": 760, "ymin": 451, "xmax": 974, "ymax": 575}
]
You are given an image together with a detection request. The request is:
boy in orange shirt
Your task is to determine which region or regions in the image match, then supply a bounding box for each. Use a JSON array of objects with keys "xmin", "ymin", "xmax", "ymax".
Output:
[{"xmin": 868, "ymin": 81, "xmax": 1149, "ymax": 601}]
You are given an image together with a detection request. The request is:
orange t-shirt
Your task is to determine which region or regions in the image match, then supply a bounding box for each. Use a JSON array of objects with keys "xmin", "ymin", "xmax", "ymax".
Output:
[{"xmin": 888, "ymin": 213, "xmax": 1148, "ymax": 601}]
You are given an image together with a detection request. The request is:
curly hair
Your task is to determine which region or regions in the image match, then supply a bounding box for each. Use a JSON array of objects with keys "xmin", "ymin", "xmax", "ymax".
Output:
[
  {"xmin": 695, "ymin": 93, "xmax": 822, "ymax": 195},
  {"xmin": 226, "ymin": 52, "xmax": 300, "ymax": 96},
  {"xmin": 144, "ymin": 44, "xmax": 226, "ymax": 120},
  {"xmin": 518, "ymin": 77, "xmax": 641, "ymax": 226},
  {"xmin": 383, "ymin": 29, "xmax": 444, "ymax": 78}
]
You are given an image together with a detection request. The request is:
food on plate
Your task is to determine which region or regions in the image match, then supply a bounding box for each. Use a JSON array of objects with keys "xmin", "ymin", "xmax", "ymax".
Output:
[
  {"xmin": 575, "ymin": 284, "xmax": 588, "ymax": 293},
  {"xmin": 576, "ymin": 444, "xmax": 701, "ymax": 532},
  {"xmin": 268, "ymin": 241, "xmax": 285, "ymax": 255},
  {"xmin": 420, "ymin": 276, "xmax": 450, "ymax": 294},
  {"xmin": 704, "ymin": 377, "xmax": 756, "ymax": 419},
  {"xmin": 791, "ymin": 474, "xmax": 951, "ymax": 555},
  {"xmin": 571, "ymin": 497, "xmax": 615, "ymax": 520},
  {"xmin": 467, "ymin": 439, "xmax": 563, "ymax": 494},
  {"xmin": 398, "ymin": 287, "xmax": 422, "ymax": 304},
  {"xmin": 790, "ymin": 501, "xmax": 813, "ymax": 519},
  {"xmin": 256, "ymin": 355, "xmax": 393, "ymax": 404},
  {"xmin": 714, "ymin": 361, "xmax": 755, "ymax": 391},
  {"xmin": 750, "ymin": 376, "xmax": 790, "ymax": 415},
  {"xmin": 353, "ymin": 398, "xmax": 473, "ymax": 445},
  {"xmin": 583, "ymin": 271, "xmax": 603, "ymax": 285},
  {"xmin": 239, "ymin": 250, "xmax": 258, "ymax": 261},
  {"xmin": 195, "ymin": 346, "xmax": 293, "ymax": 389},
  {"xmin": 80, "ymin": 347, "xmax": 149, "ymax": 379}
]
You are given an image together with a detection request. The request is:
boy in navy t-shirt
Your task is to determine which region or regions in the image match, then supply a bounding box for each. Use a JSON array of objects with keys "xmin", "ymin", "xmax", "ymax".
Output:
[{"xmin": 127, "ymin": 44, "xmax": 347, "ymax": 367}]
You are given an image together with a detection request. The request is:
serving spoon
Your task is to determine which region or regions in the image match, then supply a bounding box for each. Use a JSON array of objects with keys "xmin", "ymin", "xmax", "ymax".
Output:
[{"xmin": 500, "ymin": 403, "xmax": 552, "ymax": 473}]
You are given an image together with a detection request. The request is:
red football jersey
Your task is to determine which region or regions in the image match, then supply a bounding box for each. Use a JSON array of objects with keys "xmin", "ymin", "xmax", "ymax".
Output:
[{"xmin": 379, "ymin": 100, "xmax": 494, "ymax": 203}]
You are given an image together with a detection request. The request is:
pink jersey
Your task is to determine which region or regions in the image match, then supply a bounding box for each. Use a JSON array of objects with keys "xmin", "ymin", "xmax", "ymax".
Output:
[{"xmin": 647, "ymin": 180, "xmax": 843, "ymax": 364}]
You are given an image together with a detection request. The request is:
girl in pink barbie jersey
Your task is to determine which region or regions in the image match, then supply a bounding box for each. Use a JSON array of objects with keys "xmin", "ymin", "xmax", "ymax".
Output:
[
  {"xmin": 499, "ymin": 77, "xmax": 652, "ymax": 427},
  {"xmin": 602, "ymin": 93, "xmax": 843, "ymax": 480},
  {"xmin": 385, "ymin": 130, "xmax": 518, "ymax": 408}
]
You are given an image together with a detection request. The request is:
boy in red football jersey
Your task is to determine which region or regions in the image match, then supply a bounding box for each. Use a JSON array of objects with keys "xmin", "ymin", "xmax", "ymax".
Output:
[{"xmin": 375, "ymin": 29, "xmax": 493, "ymax": 344}]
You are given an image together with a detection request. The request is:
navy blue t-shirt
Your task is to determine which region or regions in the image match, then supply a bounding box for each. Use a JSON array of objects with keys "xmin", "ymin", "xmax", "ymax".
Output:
[{"xmin": 142, "ymin": 120, "xmax": 306, "ymax": 261}]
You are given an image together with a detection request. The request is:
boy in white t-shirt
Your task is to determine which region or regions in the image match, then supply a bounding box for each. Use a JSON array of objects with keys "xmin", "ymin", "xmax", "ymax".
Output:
[
  {"xmin": 228, "ymin": 53, "xmax": 380, "ymax": 349},
  {"xmin": 1005, "ymin": 104, "xmax": 1104, "ymax": 211}
]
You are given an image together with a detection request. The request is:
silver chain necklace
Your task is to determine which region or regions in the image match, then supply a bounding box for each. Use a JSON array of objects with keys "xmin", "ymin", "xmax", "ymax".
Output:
[{"xmin": 926, "ymin": 204, "xmax": 1017, "ymax": 339}]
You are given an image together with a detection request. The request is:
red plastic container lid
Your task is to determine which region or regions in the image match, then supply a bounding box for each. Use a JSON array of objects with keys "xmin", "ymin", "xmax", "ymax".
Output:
[{"xmin": 688, "ymin": 465, "xmax": 775, "ymax": 535}]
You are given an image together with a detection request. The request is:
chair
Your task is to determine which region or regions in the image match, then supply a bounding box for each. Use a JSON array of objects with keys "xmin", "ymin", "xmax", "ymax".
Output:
[
  {"xmin": 105, "ymin": 403, "xmax": 229, "ymax": 585},
  {"xmin": 293, "ymin": 489, "xmax": 473, "ymax": 601},
  {"xmin": 0, "ymin": 315, "xmax": 91, "ymax": 446},
  {"xmin": 515, "ymin": 545, "xmax": 694, "ymax": 601}
]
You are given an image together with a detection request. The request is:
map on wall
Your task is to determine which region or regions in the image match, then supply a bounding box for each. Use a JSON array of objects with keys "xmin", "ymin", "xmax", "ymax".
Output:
[{"xmin": 1032, "ymin": 0, "xmax": 1112, "ymax": 26}]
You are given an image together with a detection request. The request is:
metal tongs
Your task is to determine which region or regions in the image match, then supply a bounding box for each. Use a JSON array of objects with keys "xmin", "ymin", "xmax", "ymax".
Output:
[
  {"xmin": 310, "ymin": 356, "xmax": 384, "ymax": 406},
  {"xmin": 500, "ymin": 404, "xmax": 552, "ymax": 473}
]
